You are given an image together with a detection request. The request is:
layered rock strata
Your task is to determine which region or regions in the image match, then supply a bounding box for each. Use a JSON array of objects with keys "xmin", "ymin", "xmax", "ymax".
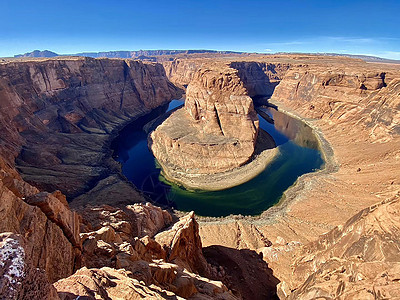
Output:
[
  {"xmin": 194, "ymin": 56, "xmax": 400, "ymax": 298},
  {"xmin": 230, "ymin": 61, "xmax": 290, "ymax": 100},
  {"xmin": 149, "ymin": 65, "xmax": 272, "ymax": 190},
  {"xmin": 0, "ymin": 175, "xmax": 81, "ymax": 282},
  {"xmin": 1, "ymin": 54, "xmax": 400, "ymax": 299},
  {"xmin": 267, "ymin": 195, "xmax": 400, "ymax": 299},
  {"xmin": 0, "ymin": 57, "xmax": 181, "ymax": 201}
]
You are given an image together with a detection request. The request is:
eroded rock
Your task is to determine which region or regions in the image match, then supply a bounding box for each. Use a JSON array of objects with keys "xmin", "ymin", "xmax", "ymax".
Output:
[
  {"xmin": 55, "ymin": 264, "xmax": 237, "ymax": 300},
  {"xmin": 150, "ymin": 65, "xmax": 262, "ymax": 189},
  {"xmin": 274, "ymin": 196, "xmax": 400, "ymax": 299},
  {"xmin": 57, "ymin": 210, "xmax": 236, "ymax": 300},
  {"xmin": 156, "ymin": 212, "xmax": 209, "ymax": 275}
]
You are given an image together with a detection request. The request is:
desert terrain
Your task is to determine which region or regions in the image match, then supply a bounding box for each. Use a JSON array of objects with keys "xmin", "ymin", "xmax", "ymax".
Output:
[{"xmin": 0, "ymin": 53, "xmax": 399, "ymax": 299}]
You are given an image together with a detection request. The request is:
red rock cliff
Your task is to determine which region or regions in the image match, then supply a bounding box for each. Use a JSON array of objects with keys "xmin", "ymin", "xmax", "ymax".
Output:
[{"xmin": 150, "ymin": 64, "xmax": 260, "ymax": 183}]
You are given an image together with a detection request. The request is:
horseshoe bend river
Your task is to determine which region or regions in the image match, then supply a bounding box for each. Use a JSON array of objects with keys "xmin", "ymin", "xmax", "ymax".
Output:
[{"xmin": 111, "ymin": 100, "xmax": 324, "ymax": 217}]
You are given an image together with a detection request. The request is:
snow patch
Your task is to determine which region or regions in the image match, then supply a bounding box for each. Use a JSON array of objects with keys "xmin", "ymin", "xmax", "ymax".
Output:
[{"xmin": 0, "ymin": 237, "xmax": 25, "ymax": 284}]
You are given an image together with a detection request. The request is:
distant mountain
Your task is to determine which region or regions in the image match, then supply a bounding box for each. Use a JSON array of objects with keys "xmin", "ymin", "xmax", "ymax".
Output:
[
  {"xmin": 14, "ymin": 49, "xmax": 243, "ymax": 59},
  {"xmin": 275, "ymin": 52, "xmax": 400, "ymax": 64},
  {"xmin": 13, "ymin": 50, "xmax": 400, "ymax": 64},
  {"xmin": 331, "ymin": 53, "xmax": 400, "ymax": 64},
  {"xmin": 14, "ymin": 50, "xmax": 59, "ymax": 58},
  {"xmin": 73, "ymin": 49, "xmax": 243, "ymax": 58},
  {"xmin": 317, "ymin": 52, "xmax": 400, "ymax": 64}
]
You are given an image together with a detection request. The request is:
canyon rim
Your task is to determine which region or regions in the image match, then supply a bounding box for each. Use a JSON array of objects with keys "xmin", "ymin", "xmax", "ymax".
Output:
[{"xmin": 0, "ymin": 52, "xmax": 399, "ymax": 300}]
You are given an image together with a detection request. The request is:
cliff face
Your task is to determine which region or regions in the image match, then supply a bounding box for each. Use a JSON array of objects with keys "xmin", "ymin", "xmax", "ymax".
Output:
[
  {"xmin": 185, "ymin": 68, "xmax": 258, "ymax": 141},
  {"xmin": 150, "ymin": 65, "xmax": 260, "ymax": 184},
  {"xmin": 162, "ymin": 58, "xmax": 206, "ymax": 87},
  {"xmin": 0, "ymin": 57, "xmax": 183, "ymax": 291},
  {"xmin": 1, "ymin": 54, "xmax": 400, "ymax": 299},
  {"xmin": 162, "ymin": 59, "xmax": 291, "ymax": 98},
  {"xmin": 0, "ymin": 177, "xmax": 80, "ymax": 283},
  {"xmin": 0, "ymin": 57, "xmax": 182, "ymax": 198},
  {"xmin": 230, "ymin": 61, "xmax": 290, "ymax": 99},
  {"xmin": 271, "ymin": 65, "xmax": 389, "ymax": 120}
]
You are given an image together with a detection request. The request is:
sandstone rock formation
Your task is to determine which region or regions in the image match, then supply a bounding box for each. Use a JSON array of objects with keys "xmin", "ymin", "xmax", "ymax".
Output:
[
  {"xmin": 230, "ymin": 61, "xmax": 290, "ymax": 100},
  {"xmin": 272, "ymin": 195, "xmax": 400, "ymax": 299},
  {"xmin": 0, "ymin": 57, "xmax": 181, "ymax": 202},
  {"xmin": 77, "ymin": 202, "xmax": 173, "ymax": 239},
  {"xmin": 1, "ymin": 53, "xmax": 400, "ymax": 300},
  {"xmin": 0, "ymin": 176, "xmax": 80, "ymax": 282},
  {"xmin": 56, "ymin": 211, "xmax": 237, "ymax": 300},
  {"xmin": 156, "ymin": 212, "xmax": 209, "ymax": 274},
  {"xmin": 78, "ymin": 202, "xmax": 173, "ymax": 269},
  {"xmin": 162, "ymin": 58, "xmax": 206, "ymax": 88},
  {"xmin": 150, "ymin": 65, "xmax": 264, "ymax": 189},
  {"xmin": 55, "ymin": 265, "xmax": 237, "ymax": 300}
]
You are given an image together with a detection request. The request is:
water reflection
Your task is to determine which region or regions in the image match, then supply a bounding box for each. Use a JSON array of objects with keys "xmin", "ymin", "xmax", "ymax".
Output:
[{"xmin": 259, "ymin": 107, "xmax": 320, "ymax": 150}]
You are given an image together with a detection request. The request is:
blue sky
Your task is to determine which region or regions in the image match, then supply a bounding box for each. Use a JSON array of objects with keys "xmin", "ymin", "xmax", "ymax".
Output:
[{"xmin": 1, "ymin": 0, "xmax": 399, "ymax": 59}]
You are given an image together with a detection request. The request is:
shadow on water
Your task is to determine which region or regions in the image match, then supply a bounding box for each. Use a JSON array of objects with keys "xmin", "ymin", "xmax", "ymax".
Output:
[
  {"xmin": 111, "ymin": 100, "xmax": 184, "ymax": 207},
  {"xmin": 112, "ymin": 100, "xmax": 324, "ymax": 217}
]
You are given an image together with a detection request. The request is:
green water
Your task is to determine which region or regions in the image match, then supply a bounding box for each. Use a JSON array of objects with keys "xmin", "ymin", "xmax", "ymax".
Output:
[{"xmin": 112, "ymin": 100, "xmax": 324, "ymax": 217}]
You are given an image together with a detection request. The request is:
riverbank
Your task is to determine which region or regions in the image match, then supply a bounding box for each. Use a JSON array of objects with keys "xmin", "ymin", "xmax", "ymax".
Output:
[{"xmin": 182, "ymin": 101, "xmax": 334, "ymax": 223}]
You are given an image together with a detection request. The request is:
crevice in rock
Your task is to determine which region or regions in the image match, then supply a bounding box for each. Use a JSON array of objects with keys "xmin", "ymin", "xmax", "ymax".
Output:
[{"xmin": 214, "ymin": 106, "xmax": 225, "ymax": 136}]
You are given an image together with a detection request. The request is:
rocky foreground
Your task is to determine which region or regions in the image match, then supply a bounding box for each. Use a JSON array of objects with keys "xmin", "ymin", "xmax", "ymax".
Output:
[{"xmin": 0, "ymin": 53, "xmax": 399, "ymax": 299}]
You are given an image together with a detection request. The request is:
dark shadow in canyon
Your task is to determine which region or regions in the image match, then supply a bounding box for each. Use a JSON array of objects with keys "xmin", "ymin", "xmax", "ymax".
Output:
[
  {"xmin": 203, "ymin": 245, "xmax": 280, "ymax": 300},
  {"xmin": 230, "ymin": 62, "xmax": 289, "ymax": 106}
]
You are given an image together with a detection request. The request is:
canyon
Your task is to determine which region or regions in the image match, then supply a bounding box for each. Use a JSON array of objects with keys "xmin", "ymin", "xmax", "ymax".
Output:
[
  {"xmin": 149, "ymin": 64, "xmax": 281, "ymax": 190},
  {"xmin": 0, "ymin": 53, "xmax": 399, "ymax": 299}
]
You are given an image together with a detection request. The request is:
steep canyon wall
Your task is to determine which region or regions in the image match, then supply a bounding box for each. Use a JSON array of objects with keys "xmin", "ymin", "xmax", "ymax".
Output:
[
  {"xmin": 0, "ymin": 57, "xmax": 181, "ymax": 199},
  {"xmin": 1, "ymin": 55, "xmax": 400, "ymax": 299}
]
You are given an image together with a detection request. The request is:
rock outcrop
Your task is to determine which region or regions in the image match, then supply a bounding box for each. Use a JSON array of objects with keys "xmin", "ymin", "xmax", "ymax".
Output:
[
  {"xmin": 55, "ymin": 265, "xmax": 237, "ymax": 300},
  {"xmin": 162, "ymin": 58, "xmax": 205, "ymax": 88},
  {"xmin": 150, "ymin": 65, "xmax": 264, "ymax": 189},
  {"xmin": 230, "ymin": 61, "xmax": 290, "ymax": 100},
  {"xmin": 271, "ymin": 64, "xmax": 389, "ymax": 120},
  {"xmin": 156, "ymin": 212, "xmax": 209, "ymax": 274},
  {"xmin": 78, "ymin": 202, "xmax": 173, "ymax": 269},
  {"xmin": 77, "ymin": 202, "xmax": 173, "ymax": 240},
  {"xmin": 56, "ymin": 211, "xmax": 237, "ymax": 300},
  {"xmin": 0, "ymin": 176, "xmax": 80, "ymax": 282}
]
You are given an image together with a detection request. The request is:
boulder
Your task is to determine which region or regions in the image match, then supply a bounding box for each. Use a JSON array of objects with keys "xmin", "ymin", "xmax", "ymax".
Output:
[{"xmin": 156, "ymin": 212, "xmax": 209, "ymax": 275}]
